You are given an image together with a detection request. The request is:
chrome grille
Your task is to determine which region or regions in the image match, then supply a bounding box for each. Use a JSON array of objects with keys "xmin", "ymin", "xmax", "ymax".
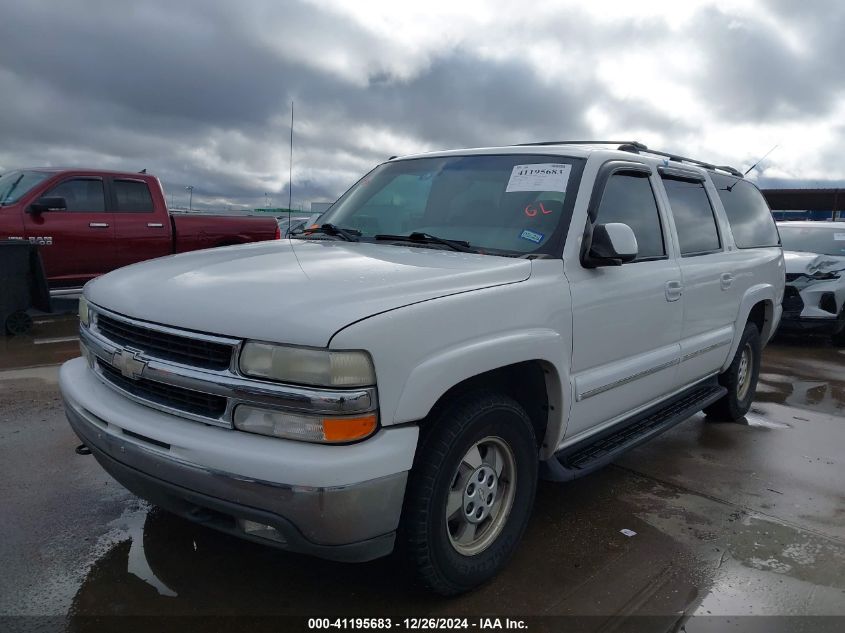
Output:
[
  {"xmin": 80, "ymin": 305, "xmax": 377, "ymax": 427},
  {"xmin": 97, "ymin": 359, "xmax": 228, "ymax": 419},
  {"xmin": 96, "ymin": 313, "xmax": 233, "ymax": 370}
]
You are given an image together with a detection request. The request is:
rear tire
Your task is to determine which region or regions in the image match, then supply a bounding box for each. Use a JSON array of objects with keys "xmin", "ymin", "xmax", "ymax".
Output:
[
  {"xmin": 704, "ymin": 322, "xmax": 761, "ymax": 421},
  {"xmin": 5, "ymin": 311, "xmax": 32, "ymax": 336},
  {"xmin": 401, "ymin": 390, "xmax": 538, "ymax": 595}
]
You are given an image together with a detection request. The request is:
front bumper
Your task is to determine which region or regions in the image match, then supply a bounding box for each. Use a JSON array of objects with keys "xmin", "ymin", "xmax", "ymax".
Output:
[
  {"xmin": 60, "ymin": 357, "xmax": 418, "ymax": 562},
  {"xmin": 778, "ymin": 313, "xmax": 845, "ymax": 335}
]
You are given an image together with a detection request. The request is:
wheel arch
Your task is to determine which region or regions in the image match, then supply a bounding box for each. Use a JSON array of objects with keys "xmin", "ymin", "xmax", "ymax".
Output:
[
  {"xmin": 407, "ymin": 359, "xmax": 566, "ymax": 460},
  {"xmin": 722, "ymin": 284, "xmax": 776, "ymax": 372}
]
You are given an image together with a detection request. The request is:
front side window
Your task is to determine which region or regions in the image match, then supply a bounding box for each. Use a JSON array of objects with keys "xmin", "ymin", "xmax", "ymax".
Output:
[
  {"xmin": 0, "ymin": 170, "xmax": 52, "ymax": 205},
  {"xmin": 44, "ymin": 178, "xmax": 105, "ymax": 212},
  {"xmin": 317, "ymin": 155, "xmax": 585, "ymax": 255},
  {"xmin": 113, "ymin": 179, "xmax": 154, "ymax": 212},
  {"xmin": 710, "ymin": 173, "xmax": 780, "ymax": 248},
  {"xmin": 662, "ymin": 177, "xmax": 721, "ymax": 255},
  {"xmin": 595, "ymin": 173, "xmax": 666, "ymax": 261},
  {"xmin": 779, "ymin": 226, "xmax": 845, "ymax": 257}
]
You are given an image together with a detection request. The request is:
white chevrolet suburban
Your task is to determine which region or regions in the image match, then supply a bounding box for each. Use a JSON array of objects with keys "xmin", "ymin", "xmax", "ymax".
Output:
[{"xmin": 60, "ymin": 141, "xmax": 785, "ymax": 595}]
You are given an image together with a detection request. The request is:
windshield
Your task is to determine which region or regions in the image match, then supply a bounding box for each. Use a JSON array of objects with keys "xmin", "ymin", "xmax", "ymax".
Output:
[
  {"xmin": 0, "ymin": 170, "xmax": 52, "ymax": 205},
  {"xmin": 779, "ymin": 225, "xmax": 845, "ymax": 257},
  {"xmin": 317, "ymin": 154, "xmax": 585, "ymax": 255}
]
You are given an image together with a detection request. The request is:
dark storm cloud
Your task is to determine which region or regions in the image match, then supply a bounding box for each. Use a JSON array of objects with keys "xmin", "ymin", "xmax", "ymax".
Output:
[
  {"xmin": 0, "ymin": 0, "xmax": 842, "ymax": 209},
  {"xmin": 692, "ymin": 3, "xmax": 845, "ymax": 121},
  {"xmin": 1, "ymin": 0, "xmax": 609, "ymax": 208}
]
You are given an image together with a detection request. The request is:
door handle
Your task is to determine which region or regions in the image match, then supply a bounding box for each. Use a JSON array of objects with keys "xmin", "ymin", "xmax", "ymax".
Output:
[
  {"xmin": 88, "ymin": 222, "xmax": 109, "ymax": 228},
  {"xmin": 146, "ymin": 222, "xmax": 164, "ymax": 228},
  {"xmin": 665, "ymin": 280, "xmax": 683, "ymax": 302},
  {"xmin": 720, "ymin": 272, "xmax": 735, "ymax": 290}
]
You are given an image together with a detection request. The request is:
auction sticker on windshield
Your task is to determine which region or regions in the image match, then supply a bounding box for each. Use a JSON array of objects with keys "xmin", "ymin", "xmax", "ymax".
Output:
[{"xmin": 506, "ymin": 163, "xmax": 571, "ymax": 193}]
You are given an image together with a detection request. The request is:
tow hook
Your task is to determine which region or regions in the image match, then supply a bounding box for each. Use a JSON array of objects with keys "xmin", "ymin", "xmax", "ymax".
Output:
[{"xmin": 75, "ymin": 443, "xmax": 92, "ymax": 456}]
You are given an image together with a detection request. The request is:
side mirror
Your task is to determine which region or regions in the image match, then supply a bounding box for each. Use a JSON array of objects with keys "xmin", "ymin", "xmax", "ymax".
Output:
[
  {"xmin": 28, "ymin": 197, "xmax": 67, "ymax": 214},
  {"xmin": 588, "ymin": 222, "xmax": 638, "ymax": 266}
]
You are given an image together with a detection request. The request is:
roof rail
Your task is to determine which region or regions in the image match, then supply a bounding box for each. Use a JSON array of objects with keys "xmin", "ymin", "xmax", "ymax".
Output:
[
  {"xmin": 516, "ymin": 140, "xmax": 647, "ymax": 150},
  {"xmin": 515, "ymin": 140, "xmax": 743, "ymax": 178}
]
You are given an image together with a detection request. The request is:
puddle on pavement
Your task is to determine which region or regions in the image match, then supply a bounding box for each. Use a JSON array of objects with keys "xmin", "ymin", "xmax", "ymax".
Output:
[
  {"xmin": 0, "ymin": 313, "xmax": 80, "ymax": 371},
  {"xmin": 65, "ymin": 463, "xmax": 845, "ymax": 624},
  {"xmin": 757, "ymin": 340, "xmax": 845, "ymax": 416},
  {"xmin": 623, "ymin": 480, "xmax": 845, "ymax": 617},
  {"xmin": 66, "ymin": 469, "xmax": 720, "ymax": 623}
]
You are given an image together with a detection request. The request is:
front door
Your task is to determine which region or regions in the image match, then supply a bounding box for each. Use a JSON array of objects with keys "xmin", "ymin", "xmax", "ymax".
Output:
[
  {"xmin": 566, "ymin": 167, "xmax": 683, "ymax": 441},
  {"xmin": 22, "ymin": 176, "xmax": 116, "ymax": 287}
]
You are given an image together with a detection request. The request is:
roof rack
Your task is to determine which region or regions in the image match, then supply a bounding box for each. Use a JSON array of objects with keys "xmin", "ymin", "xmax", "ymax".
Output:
[
  {"xmin": 516, "ymin": 140, "xmax": 743, "ymax": 178},
  {"xmin": 517, "ymin": 140, "xmax": 647, "ymax": 149}
]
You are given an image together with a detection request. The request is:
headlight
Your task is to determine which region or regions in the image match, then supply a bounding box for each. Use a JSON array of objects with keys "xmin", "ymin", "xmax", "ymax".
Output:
[
  {"xmin": 233, "ymin": 406, "xmax": 377, "ymax": 443},
  {"xmin": 239, "ymin": 342, "xmax": 375, "ymax": 387},
  {"xmin": 79, "ymin": 297, "xmax": 90, "ymax": 327}
]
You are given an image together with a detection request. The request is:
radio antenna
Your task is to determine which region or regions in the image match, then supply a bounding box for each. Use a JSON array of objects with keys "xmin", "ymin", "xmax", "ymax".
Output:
[
  {"xmin": 288, "ymin": 101, "xmax": 294, "ymax": 215},
  {"xmin": 743, "ymin": 144, "xmax": 779, "ymax": 177}
]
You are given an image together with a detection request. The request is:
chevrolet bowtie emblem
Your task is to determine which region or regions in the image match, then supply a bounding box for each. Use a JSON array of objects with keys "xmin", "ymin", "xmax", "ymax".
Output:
[{"xmin": 112, "ymin": 348, "xmax": 147, "ymax": 380}]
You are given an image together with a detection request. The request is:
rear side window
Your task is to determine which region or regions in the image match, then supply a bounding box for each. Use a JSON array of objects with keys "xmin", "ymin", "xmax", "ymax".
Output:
[
  {"xmin": 114, "ymin": 180, "xmax": 154, "ymax": 212},
  {"xmin": 45, "ymin": 178, "xmax": 105, "ymax": 212},
  {"xmin": 595, "ymin": 173, "xmax": 666, "ymax": 260},
  {"xmin": 710, "ymin": 173, "xmax": 780, "ymax": 248},
  {"xmin": 662, "ymin": 177, "xmax": 721, "ymax": 255}
]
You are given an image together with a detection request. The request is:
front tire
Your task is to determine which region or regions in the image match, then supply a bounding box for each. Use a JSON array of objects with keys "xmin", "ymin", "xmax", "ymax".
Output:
[
  {"xmin": 704, "ymin": 322, "xmax": 761, "ymax": 421},
  {"xmin": 401, "ymin": 390, "xmax": 538, "ymax": 595}
]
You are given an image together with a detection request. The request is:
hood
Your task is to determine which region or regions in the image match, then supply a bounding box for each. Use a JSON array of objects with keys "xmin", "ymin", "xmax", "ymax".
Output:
[
  {"xmin": 783, "ymin": 251, "xmax": 845, "ymax": 277},
  {"xmin": 86, "ymin": 239, "xmax": 531, "ymax": 346}
]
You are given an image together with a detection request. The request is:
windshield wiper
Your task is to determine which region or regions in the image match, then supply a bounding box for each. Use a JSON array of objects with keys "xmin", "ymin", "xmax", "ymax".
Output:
[
  {"xmin": 374, "ymin": 232, "xmax": 476, "ymax": 253},
  {"xmin": 0, "ymin": 174, "xmax": 23, "ymax": 206},
  {"xmin": 295, "ymin": 223, "xmax": 360, "ymax": 242}
]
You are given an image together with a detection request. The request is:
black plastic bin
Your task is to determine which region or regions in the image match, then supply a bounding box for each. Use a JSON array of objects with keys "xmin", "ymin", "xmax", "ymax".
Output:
[{"xmin": 0, "ymin": 240, "xmax": 51, "ymax": 335}]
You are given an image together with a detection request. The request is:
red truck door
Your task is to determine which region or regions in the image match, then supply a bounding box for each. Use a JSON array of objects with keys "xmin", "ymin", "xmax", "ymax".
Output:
[
  {"xmin": 21, "ymin": 176, "xmax": 117, "ymax": 288},
  {"xmin": 109, "ymin": 177, "xmax": 172, "ymax": 268}
]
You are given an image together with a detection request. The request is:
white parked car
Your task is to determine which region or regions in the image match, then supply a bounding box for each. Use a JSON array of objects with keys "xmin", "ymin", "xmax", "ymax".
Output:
[
  {"xmin": 777, "ymin": 221, "xmax": 845, "ymax": 344},
  {"xmin": 60, "ymin": 141, "xmax": 784, "ymax": 594}
]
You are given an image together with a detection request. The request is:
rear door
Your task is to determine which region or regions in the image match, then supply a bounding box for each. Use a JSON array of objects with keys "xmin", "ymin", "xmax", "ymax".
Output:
[
  {"xmin": 657, "ymin": 169, "xmax": 738, "ymax": 386},
  {"xmin": 567, "ymin": 163, "xmax": 683, "ymax": 439},
  {"xmin": 110, "ymin": 177, "xmax": 172, "ymax": 268},
  {"xmin": 21, "ymin": 176, "xmax": 115, "ymax": 286}
]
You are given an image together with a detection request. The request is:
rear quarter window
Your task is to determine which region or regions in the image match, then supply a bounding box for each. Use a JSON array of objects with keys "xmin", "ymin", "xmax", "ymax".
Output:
[{"xmin": 710, "ymin": 173, "xmax": 780, "ymax": 248}]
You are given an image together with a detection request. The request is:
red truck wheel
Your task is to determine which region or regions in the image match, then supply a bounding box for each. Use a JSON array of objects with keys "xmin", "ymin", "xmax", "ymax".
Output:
[{"xmin": 5, "ymin": 311, "xmax": 33, "ymax": 336}]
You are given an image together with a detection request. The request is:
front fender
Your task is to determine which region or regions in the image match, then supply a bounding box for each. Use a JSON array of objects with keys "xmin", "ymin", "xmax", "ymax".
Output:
[
  {"xmin": 328, "ymin": 268, "xmax": 572, "ymax": 457},
  {"xmin": 394, "ymin": 328, "xmax": 566, "ymax": 426}
]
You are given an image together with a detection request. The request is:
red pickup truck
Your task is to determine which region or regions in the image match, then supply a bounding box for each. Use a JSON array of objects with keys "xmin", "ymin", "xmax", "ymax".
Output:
[{"xmin": 0, "ymin": 168, "xmax": 280, "ymax": 289}]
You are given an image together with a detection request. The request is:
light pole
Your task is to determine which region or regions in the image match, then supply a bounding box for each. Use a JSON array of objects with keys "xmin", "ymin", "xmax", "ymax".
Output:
[{"xmin": 185, "ymin": 185, "xmax": 194, "ymax": 211}]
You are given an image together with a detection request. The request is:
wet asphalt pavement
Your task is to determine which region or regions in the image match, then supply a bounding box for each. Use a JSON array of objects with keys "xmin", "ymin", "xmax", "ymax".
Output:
[{"xmin": 0, "ymin": 312, "xmax": 843, "ymax": 631}]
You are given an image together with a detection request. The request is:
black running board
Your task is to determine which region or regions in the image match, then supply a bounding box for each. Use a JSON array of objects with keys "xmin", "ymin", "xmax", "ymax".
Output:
[{"xmin": 541, "ymin": 379, "xmax": 727, "ymax": 482}]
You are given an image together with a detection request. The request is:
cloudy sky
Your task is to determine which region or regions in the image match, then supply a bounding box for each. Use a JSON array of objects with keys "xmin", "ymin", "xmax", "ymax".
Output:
[{"xmin": 1, "ymin": 0, "xmax": 843, "ymax": 211}]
